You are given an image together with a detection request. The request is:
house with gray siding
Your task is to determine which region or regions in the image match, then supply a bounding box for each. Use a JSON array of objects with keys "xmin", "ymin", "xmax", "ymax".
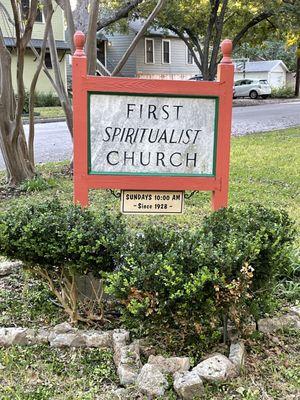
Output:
[{"xmin": 100, "ymin": 20, "xmax": 201, "ymax": 79}]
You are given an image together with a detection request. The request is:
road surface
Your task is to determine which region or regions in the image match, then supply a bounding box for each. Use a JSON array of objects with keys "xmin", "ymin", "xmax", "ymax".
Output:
[{"xmin": 0, "ymin": 102, "xmax": 299, "ymax": 170}]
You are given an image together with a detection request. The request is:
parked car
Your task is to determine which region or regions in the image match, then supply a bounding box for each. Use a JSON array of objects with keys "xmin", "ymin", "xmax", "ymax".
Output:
[
  {"xmin": 189, "ymin": 74, "xmax": 203, "ymax": 81},
  {"xmin": 233, "ymin": 79, "xmax": 272, "ymax": 99}
]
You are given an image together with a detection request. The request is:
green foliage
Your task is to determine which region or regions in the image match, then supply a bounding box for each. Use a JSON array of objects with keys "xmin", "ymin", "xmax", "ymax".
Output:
[
  {"xmin": 270, "ymin": 86, "xmax": 295, "ymax": 98},
  {"xmin": 20, "ymin": 176, "xmax": 57, "ymax": 192},
  {"xmin": 0, "ymin": 199, "xmax": 125, "ymax": 276},
  {"xmin": 234, "ymin": 41, "xmax": 297, "ymax": 72},
  {"xmin": 0, "ymin": 345, "xmax": 117, "ymax": 399},
  {"xmin": 0, "ymin": 270, "xmax": 62, "ymax": 327},
  {"xmin": 138, "ymin": 0, "xmax": 300, "ymax": 79},
  {"xmin": 0, "ymin": 199, "xmax": 126, "ymax": 322},
  {"xmin": 107, "ymin": 204, "xmax": 295, "ymax": 349},
  {"xmin": 23, "ymin": 91, "xmax": 61, "ymax": 114},
  {"xmin": 34, "ymin": 92, "xmax": 61, "ymax": 108}
]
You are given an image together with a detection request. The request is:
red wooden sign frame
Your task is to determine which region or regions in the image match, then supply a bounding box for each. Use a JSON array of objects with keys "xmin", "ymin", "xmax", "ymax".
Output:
[{"xmin": 72, "ymin": 31, "xmax": 234, "ymax": 210}]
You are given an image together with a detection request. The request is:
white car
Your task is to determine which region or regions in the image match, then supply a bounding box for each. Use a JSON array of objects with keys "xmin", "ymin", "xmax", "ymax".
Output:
[{"xmin": 233, "ymin": 79, "xmax": 272, "ymax": 99}]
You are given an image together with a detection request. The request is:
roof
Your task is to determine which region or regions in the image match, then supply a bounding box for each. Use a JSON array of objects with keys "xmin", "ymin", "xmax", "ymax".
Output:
[
  {"xmin": 129, "ymin": 19, "xmax": 178, "ymax": 38},
  {"xmin": 235, "ymin": 60, "xmax": 289, "ymax": 73},
  {"xmin": 96, "ymin": 32, "xmax": 108, "ymax": 41},
  {"xmin": 4, "ymin": 37, "xmax": 70, "ymax": 50}
]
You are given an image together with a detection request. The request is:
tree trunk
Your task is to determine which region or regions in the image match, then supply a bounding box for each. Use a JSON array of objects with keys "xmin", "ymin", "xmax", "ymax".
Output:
[
  {"xmin": 0, "ymin": 125, "xmax": 34, "ymax": 185},
  {"xmin": 0, "ymin": 30, "xmax": 34, "ymax": 185},
  {"xmin": 295, "ymin": 45, "xmax": 300, "ymax": 97},
  {"xmin": 86, "ymin": 0, "xmax": 101, "ymax": 75}
]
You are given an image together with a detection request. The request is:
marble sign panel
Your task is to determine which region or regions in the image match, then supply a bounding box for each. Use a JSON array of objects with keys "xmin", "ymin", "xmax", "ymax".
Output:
[{"xmin": 89, "ymin": 93, "xmax": 218, "ymax": 176}]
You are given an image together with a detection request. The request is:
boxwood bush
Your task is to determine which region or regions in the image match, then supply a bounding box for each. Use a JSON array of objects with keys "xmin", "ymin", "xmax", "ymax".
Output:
[
  {"xmin": 107, "ymin": 204, "xmax": 295, "ymax": 351},
  {"xmin": 0, "ymin": 199, "xmax": 125, "ymax": 322},
  {"xmin": 0, "ymin": 200, "xmax": 295, "ymax": 342}
]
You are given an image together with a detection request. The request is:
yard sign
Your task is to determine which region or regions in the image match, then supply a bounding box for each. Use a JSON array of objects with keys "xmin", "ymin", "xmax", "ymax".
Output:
[{"xmin": 72, "ymin": 31, "xmax": 234, "ymax": 211}]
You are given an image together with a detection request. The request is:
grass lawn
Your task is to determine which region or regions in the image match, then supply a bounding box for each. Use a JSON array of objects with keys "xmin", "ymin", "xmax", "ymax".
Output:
[
  {"xmin": 1, "ymin": 127, "xmax": 299, "ymax": 229},
  {"xmin": 0, "ymin": 127, "xmax": 299, "ymax": 399},
  {"xmin": 29, "ymin": 107, "xmax": 65, "ymax": 119}
]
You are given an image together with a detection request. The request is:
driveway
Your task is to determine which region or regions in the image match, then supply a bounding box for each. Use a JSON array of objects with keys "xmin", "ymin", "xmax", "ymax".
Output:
[{"xmin": 0, "ymin": 102, "xmax": 299, "ymax": 170}]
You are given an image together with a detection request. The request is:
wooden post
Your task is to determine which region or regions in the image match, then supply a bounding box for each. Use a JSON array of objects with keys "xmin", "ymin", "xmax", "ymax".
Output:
[
  {"xmin": 73, "ymin": 31, "xmax": 89, "ymax": 206},
  {"xmin": 212, "ymin": 39, "xmax": 234, "ymax": 210}
]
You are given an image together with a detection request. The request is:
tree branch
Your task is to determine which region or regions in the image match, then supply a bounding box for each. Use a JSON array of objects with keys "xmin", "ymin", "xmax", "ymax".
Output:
[
  {"xmin": 22, "ymin": 0, "xmax": 38, "ymax": 46},
  {"xmin": 111, "ymin": 0, "xmax": 167, "ymax": 76},
  {"xmin": 209, "ymin": 0, "xmax": 229, "ymax": 79},
  {"xmin": 86, "ymin": 0, "xmax": 101, "ymax": 75},
  {"xmin": 97, "ymin": 0, "xmax": 144, "ymax": 30},
  {"xmin": 43, "ymin": 0, "xmax": 73, "ymax": 137},
  {"xmin": 168, "ymin": 25, "xmax": 203, "ymax": 72},
  {"xmin": 202, "ymin": 0, "xmax": 220, "ymax": 78},
  {"xmin": 28, "ymin": 5, "xmax": 54, "ymax": 164},
  {"xmin": 232, "ymin": 11, "xmax": 274, "ymax": 49}
]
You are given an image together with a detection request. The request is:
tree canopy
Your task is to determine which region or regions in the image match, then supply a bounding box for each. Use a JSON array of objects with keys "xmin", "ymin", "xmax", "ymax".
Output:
[{"xmin": 137, "ymin": 0, "xmax": 300, "ymax": 80}]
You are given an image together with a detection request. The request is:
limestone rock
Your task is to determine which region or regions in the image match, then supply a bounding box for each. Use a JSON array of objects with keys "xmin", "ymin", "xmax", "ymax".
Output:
[
  {"xmin": 35, "ymin": 329, "xmax": 51, "ymax": 344},
  {"xmin": 193, "ymin": 354, "xmax": 237, "ymax": 382},
  {"xmin": 82, "ymin": 331, "xmax": 112, "ymax": 348},
  {"xmin": 112, "ymin": 329, "xmax": 130, "ymax": 347},
  {"xmin": 229, "ymin": 342, "xmax": 246, "ymax": 372},
  {"xmin": 0, "ymin": 261, "xmax": 22, "ymax": 276},
  {"xmin": 0, "ymin": 327, "xmax": 50, "ymax": 346},
  {"xmin": 136, "ymin": 364, "xmax": 169, "ymax": 398},
  {"xmin": 258, "ymin": 314, "xmax": 300, "ymax": 334},
  {"xmin": 290, "ymin": 306, "xmax": 300, "ymax": 319},
  {"xmin": 117, "ymin": 342, "xmax": 141, "ymax": 386},
  {"xmin": 49, "ymin": 333, "xmax": 86, "ymax": 347},
  {"xmin": 23, "ymin": 328, "xmax": 50, "ymax": 345},
  {"xmin": 52, "ymin": 322, "xmax": 76, "ymax": 334},
  {"xmin": 0, "ymin": 327, "xmax": 27, "ymax": 346},
  {"xmin": 174, "ymin": 370, "xmax": 204, "ymax": 400},
  {"xmin": 113, "ymin": 329, "xmax": 130, "ymax": 366},
  {"xmin": 109, "ymin": 388, "xmax": 131, "ymax": 399},
  {"xmin": 108, "ymin": 388, "xmax": 140, "ymax": 400},
  {"xmin": 148, "ymin": 355, "xmax": 190, "ymax": 374}
]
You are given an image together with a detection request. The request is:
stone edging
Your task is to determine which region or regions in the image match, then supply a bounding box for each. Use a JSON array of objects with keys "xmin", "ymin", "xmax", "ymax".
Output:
[
  {"xmin": 1, "ymin": 262, "xmax": 299, "ymax": 399},
  {"xmin": 0, "ymin": 322, "xmax": 245, "ymax": 399},
  {"xmin": 1, "ymin": 305, "xmax": 299, "ymax": 400}
]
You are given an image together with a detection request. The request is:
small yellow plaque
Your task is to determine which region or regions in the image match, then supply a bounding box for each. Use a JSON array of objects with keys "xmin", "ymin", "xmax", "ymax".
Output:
[{"xmin": 121, "ymin": 190, "xmax": 184, "ymax": 215}]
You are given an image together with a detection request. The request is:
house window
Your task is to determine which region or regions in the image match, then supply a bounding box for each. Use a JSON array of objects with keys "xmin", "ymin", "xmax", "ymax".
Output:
[
  {"xmin": 21, "ymin": 0, "xmax": 44, "ymax": 22},
  {"xmin": 145, "ymin": 38, "xmax": 155, "ymax": 64},
  {"xmin": 45, "ymin": 52, "xmax": 52, "ymax": 69},
  {"xmin": 187, "ymin": 47, "xmax": 194, "ymax": 65},
  {"xmin": 162, "ymin": 40, "xmax": 171, "ymax": 64}
]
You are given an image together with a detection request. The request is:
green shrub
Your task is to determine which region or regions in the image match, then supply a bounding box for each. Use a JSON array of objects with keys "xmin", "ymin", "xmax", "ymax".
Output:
[
  {"xmin": 22, "ymin": 91, "xmax": 61, "ymax": 114},
  {"xmin": 270, "ymin": 86, "xmax": 295, "ymax": 98},
  {"xmin": 0, "ymin": 199, "xmax": 124, "ymax": 275},
  {"xmin": 107, "ymin": 204, "xmax": 295, "ymax": 351},
  {"xmin": 0, "ymin": 199, "xmax": 125, "ymax": 322},
  {"xmin": 20, "ymin": 176, "xmax": 57, "ymax": 192},
  {"xmin": 35, "ymin": 92, "xmax": 61, "ymax": 107}
]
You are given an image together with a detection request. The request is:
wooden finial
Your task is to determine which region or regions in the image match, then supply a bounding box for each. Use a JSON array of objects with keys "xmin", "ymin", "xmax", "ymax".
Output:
[
  {"xmin": 221, "ymin": 39, "xmax": 232, "ymax": 64},
  {"xmin": 74, "ymin": 31, "xmax": 86, "ymax": 57}
]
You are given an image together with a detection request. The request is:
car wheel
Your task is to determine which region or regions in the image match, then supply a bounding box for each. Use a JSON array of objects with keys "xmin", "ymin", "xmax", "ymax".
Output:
[{"xmin": 249, "ymin": 90, "xmax": 258, "ymax": 99}]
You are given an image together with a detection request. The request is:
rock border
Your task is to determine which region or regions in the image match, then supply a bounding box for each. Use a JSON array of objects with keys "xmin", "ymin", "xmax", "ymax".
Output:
[{"xmin": 1, "ymin": 262, "xmax": 299, "ymax": 399}]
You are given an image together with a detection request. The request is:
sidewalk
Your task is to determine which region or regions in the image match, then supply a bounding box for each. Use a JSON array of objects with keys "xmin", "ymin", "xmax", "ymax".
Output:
[{"xmin": 233, "ymin": 97, "xmax": 300, "ymax": 107}]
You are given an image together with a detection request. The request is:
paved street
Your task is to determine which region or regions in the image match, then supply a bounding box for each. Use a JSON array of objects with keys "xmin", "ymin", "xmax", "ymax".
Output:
[
  {"xmin": 0, "ymin": 102, "xmax": 299, "ymax": 170},
  {"xmin": 232, "ymin": 101, "xmax": 300, "ymax": 135}
]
